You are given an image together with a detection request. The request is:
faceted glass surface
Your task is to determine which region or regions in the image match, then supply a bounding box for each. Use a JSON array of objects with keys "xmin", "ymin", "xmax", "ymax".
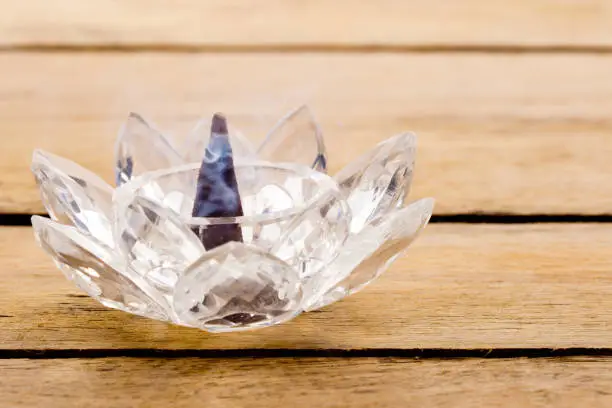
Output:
[
  {"xmin": 31, "ymin": 110, "xmax": 433, "ymax": 333},
  {"xmin": 335, "ymin": 133, "xmax": 416, "ymax": 234},
  {"xmin": 182, "ymin": 116, "xmax": 256, "ymax": 163},
  {"xmin": 257, "ymin": 105, "xmax": 327, "ymax": 173},
  {"xmin": 173, "ymin": 242, "xmax": 303, "ymax": 332},
  {"xmin": 272, "ymin": 191, "xmax": 350, "ymax": 279},
  {"xmin": 116, "ymin": 167, "xmax": 194, "ymax": 218},
  {"xmin": 31, "ymin": 150, "xmax": 115, "ymax": 247},
  {"xmin": 116, "ymin": 162, "xmax": 348, "ymax": 254},
  {"xmin": 114, "ymin": 196, "xmax": 206, "ymax": 293},
  {"xmin": 305, "ymin": 198, "xmax": 434, "ymax": 311},
  {"xmin": 32, "ymin": 216, "xmax": 169, "ymax": 320},
  {"xmin": 115, "ymin": 113, "xmax": 184, "ymax": 186}
]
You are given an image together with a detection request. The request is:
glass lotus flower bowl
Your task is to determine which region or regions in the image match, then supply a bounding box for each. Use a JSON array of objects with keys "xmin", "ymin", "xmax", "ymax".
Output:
[{"xmin": 31, "ymin": 106, "xmax": 434, "ymax": 333}]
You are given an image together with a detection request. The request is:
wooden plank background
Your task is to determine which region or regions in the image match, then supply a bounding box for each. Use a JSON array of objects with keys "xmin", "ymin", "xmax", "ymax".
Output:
[
  {"xmin": 2, "ymin": 1, "xmax": 612, "ymax": 48},
  {"xmin": 2, "ymin": 224, "xmax": 612, "ymax": 350},
  {"xmin": 2, "ymin": 358, "xmax": 611, "ymax": 408},
  {"xmin": 2, "ymin": 54, "xmax": 612, "ymax": 214},
  {"xmin": 1, "ymin": 1, "xmax": 612, "ymax": 407}
]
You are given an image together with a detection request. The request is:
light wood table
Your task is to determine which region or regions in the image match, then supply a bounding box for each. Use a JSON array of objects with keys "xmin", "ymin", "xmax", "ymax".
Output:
[{"xmin": 1, "ymin": 2, "xmax": 611, "ymax": 407}]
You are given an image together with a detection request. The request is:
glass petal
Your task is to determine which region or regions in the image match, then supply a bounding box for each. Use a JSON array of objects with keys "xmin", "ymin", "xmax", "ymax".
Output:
[
  {"xmin": 182, "ymin": 116, "xmax": 256, "ymax": 163},
  {"xmin": 335, "ymin": 133, "xmax": 416, "ymax": 234},
  {"xmin": 32, "ymin": 216, "xmax": 169, "ymax": 320},
  {"xmin": 305, "ymin": 198, "xmax": 434, "ymax": 311},
  {"xmin": 173, "ymin": 242, "xmax": 303, "ymax": 332},
  {"xmin": 114, "ymin": 112, "xmax": 184, "ymax": 186},
  {"xmin": 271, "ymin": 187, "xmax": 350, "ymax": 280},
  {"xmin": 114, "ymin": 196, "xmax": 206, "ymax": 293},
  {"xmin": 257, "ymin": 105, "xmax": 327, "ymax": 173},
  {"xmin": 31, "ymin": 150, "xmax": 114, "ymax": 247}
]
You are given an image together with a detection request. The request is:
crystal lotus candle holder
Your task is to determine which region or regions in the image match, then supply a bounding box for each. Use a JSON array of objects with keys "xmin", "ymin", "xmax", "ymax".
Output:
[{"xmin": 31, "ymin": 106, "xmax": 434, "ymax": 332}]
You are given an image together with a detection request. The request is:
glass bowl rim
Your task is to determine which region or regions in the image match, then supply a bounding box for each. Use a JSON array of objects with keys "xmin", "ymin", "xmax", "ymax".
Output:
[{"xmin": 114, "ymin": 160, "xmax": 344, "ymax": 226}]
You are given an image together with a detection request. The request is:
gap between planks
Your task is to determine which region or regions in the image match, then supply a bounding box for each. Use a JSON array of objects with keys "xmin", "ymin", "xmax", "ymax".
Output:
[
  {"xmin": 4, "ymin": 44, "xmax": 612, "ymax": 54},
  {"xmin": 3, "ymin": 214, "xmax": 612, "ymax": 227},
  {"xmin": 1, "ymin": 348, "xmax": 612, "ymax": 360}
]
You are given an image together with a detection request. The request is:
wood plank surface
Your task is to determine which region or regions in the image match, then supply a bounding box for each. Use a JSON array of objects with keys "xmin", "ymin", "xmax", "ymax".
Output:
[
  {"xmin": 2, "ymin": 53, "xmax": 612, "ymax": 214},
  {"xmin": 2, "ymin": 223, "xmax": 611, "ymax": 350},
  {"xmin": 2, "ymin": 357, "xmax": 611, "ymax": 407},
  {"xmin": 3, "ymin": 3, "xmax": 609, "ymax": 407},
  {"xmin": 1, "ymin": 1, "xmax": 612, "ymax": 48}
]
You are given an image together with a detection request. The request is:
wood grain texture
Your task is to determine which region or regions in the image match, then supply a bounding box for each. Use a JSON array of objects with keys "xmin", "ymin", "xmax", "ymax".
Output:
[
  {"xmin": 2, "ymin": 53, "xmax": 612, "ymax": 214},
  {"xmin": 2, "ymin": 224, "xmax": 612, "ymax": 350},
  {"xmin": 2, "ymin": 357, "xmax": 612, "ymax": 407},
  {"xmin": 1, "ymin": 1, "xmax": 612, "ymax": 48}
]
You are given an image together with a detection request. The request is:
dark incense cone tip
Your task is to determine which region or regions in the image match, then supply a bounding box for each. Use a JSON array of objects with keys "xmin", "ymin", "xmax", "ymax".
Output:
[{"xmin": 211, "ymin": 113, "xmax": 228, "ymax": 134}]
